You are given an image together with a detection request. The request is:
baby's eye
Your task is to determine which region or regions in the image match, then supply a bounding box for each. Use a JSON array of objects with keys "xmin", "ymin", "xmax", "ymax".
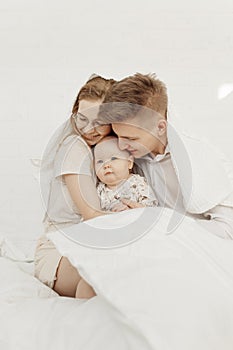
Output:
[
  {"xmin": 111, "ymin": 156, "xmax": 118, "ymax": 161},
  {"xmin": 96, "ymin": 160, "xmax": 103, "ymax": 164}
]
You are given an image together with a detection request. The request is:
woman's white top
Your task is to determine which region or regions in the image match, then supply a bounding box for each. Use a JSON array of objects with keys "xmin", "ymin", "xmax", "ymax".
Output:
[{"xmin": 43, "ymin": 134, "xmax": 94, "ymax": 232}]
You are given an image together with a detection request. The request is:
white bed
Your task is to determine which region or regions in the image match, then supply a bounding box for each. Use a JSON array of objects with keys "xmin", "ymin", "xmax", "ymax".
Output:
[
  {"xmin": 1, "ymin": 207, "xmax": 233, "ymax": 350},
  {"xmin": 1, "ymin": 0, "xmax": 233, "ymax": 349}
]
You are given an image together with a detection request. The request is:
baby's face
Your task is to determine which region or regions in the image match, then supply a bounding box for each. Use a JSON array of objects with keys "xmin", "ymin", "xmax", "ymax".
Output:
[{"xmin": 94, "ymin": 138, "xmax": 133, "ymax": 187}]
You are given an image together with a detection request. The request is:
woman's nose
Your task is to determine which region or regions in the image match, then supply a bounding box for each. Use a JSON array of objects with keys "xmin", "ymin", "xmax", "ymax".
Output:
[{"xmin": 82, "ymin": 122, "xmax": 95, "ymax": 133}]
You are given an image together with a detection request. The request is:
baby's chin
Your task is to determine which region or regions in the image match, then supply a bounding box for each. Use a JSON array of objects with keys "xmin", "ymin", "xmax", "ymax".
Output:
[{"xmin": 104, "ymin": 178, "xmax": 128, "ymax": 188}]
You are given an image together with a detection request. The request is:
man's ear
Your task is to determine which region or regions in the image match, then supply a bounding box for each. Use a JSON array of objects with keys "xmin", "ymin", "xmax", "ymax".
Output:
[{"xmin": 157, "ymin": 119, "xmax": 167, "ymax": 136}]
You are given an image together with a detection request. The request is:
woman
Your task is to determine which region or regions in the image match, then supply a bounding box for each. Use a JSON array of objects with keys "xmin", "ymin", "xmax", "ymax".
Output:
[{"xmin": 34, "ymin": 75, "xmax": 115, "ymax": 299}]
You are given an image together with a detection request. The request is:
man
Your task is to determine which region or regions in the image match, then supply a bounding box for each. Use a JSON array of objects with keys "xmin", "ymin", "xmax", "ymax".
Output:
[{"xmin": 98, "ymin": 73, "xmax": 233, "ymax": 238}]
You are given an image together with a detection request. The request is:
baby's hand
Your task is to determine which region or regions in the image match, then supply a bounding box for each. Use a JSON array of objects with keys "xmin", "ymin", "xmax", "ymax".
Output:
[
  {"xmin": 121, "ymin": 198, "xmax": 144, "ymax": 209},
  {"xmin": 111, "ymin": 202, "xmax": 129, "ymax": 212}
]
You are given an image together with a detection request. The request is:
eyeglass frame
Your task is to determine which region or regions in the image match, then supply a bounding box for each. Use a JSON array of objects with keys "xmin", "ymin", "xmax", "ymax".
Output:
[{"xmin": 71, "ymin": 112, "xmax": 109, "ymax": 129}]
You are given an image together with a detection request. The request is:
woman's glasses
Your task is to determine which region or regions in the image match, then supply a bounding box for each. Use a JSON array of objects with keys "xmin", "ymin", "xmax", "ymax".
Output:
[{"xmin": 72, "ymin": 112, "xmax": 109, "ymax": 129}]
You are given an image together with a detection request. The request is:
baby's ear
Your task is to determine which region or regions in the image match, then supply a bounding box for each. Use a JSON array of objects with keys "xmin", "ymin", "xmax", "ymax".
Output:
[{"xmin": 128, "ymin": 155, "xmax": 134, "ymax": 169}]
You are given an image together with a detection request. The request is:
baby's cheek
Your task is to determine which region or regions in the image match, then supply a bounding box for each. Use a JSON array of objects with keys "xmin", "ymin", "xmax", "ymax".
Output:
[{"xmin": 96, "ymin": 169, "xmax": 104, "ymax": 179}]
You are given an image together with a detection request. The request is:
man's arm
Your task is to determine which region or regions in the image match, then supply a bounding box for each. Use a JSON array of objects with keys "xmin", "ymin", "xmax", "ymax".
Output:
[{"xmin": 197, "ymin": 205, "xmax": 233, "ymax": 239}]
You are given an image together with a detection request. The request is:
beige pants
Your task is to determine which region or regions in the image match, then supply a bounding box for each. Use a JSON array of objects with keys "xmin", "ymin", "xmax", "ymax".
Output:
[{"xmin": 34, "ymin": 234, "xmax": 62, "ymax": 289}]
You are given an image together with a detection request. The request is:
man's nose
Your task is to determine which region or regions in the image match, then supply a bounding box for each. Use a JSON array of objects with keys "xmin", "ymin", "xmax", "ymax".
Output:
[{"xmin": 118, "ymin": 138, "xmax": 128, "ymax": 150}]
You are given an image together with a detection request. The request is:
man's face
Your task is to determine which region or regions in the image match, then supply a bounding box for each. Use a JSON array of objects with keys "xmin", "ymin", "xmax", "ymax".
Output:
[{"xmin": 112, "ymin": 121, "xmax": 166, "ymax": 158}]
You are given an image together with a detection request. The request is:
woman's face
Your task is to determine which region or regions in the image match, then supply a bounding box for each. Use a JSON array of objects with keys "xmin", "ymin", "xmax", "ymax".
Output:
[{"xmin": 74, "ymin": 99, "xmax": 111, "ymax": 146}]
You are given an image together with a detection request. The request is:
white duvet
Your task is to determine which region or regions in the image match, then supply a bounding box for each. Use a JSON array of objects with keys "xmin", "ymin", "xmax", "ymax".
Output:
[
  {"xmin": 0, "ymin": 256, "xmax": 149, "ymax": 350},
  {"xmin": 0, "ymin": 207, "xmax": 233, "ymax": 350},
  {"xmin": 49, "ymin": 207, "xmax": 233, "ymax": 350}
]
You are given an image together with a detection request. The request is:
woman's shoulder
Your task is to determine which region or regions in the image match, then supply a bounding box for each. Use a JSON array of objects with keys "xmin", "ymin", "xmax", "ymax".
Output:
[
  {"xmin": 62, "ymin": 134, "xmax": 87, "ymax": 148},
  {"xmin": 54, "ymin": 134, "xmax": 93, "ymax": 171},
  {"xmin": 58, "ymin": 134, "xmax": 90, "ymax": 156}
]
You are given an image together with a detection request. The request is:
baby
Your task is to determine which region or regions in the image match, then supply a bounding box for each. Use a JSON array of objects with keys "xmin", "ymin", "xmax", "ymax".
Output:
[{"xmin": 94, "ymin": 136, "xmax": 158, "ymax": 212}]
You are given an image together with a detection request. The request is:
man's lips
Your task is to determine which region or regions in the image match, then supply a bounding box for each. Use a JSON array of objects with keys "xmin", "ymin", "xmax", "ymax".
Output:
[{"xmin": 128, "ymin": 149, "xmax": 137, "ymax": 154}]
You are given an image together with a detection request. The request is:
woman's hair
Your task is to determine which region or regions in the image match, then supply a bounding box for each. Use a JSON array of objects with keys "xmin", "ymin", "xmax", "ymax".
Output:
[{"xmin": 72, "ymin": 75, "xmax": 116, "ymax": 115}]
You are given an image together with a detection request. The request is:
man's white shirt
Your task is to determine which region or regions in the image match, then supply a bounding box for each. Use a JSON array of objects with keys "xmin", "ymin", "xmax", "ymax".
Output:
[{"xmin": 135, "ymin": 143, "xmax": 233, "ymax": 239}]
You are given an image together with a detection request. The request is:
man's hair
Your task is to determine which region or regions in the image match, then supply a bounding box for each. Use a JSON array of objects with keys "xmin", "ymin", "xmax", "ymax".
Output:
[{"xmin": 98, "ymin": 73, "xmax": 168, "ymax": 123}]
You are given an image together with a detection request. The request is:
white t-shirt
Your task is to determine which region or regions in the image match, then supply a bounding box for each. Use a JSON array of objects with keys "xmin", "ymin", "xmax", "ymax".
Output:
[{"xmin": 43, "ymin": 135, "xmax": 95, "ymax": 232}]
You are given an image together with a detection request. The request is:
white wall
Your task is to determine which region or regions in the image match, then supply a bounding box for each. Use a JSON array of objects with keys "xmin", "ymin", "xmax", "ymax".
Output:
[{"xmin": 0, "ymin": 0, "xmax": 232, "ymax": 251}]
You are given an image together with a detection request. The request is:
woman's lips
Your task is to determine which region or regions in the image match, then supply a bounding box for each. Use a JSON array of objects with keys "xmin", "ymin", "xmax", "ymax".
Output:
[{"xmin": 84, "ymin": 134, "xmax": 100, "ymax": 140}]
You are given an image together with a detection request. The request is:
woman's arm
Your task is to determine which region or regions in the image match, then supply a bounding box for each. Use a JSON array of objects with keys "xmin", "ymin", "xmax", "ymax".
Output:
[{"xmin": 63, "ymin": 174, "xmax": 106, "ymax": 221}]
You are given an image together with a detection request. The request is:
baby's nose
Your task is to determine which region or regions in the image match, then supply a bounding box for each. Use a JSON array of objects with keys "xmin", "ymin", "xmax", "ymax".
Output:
[{"xmin": 103, "ymin": 161, "xmax": 111, "ymax": 168}]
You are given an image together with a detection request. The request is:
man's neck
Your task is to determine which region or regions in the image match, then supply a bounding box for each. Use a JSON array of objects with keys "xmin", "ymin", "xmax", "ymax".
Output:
[{"xmin": 151, "ymin": 140, "xmax": 167, "ymax": 158}]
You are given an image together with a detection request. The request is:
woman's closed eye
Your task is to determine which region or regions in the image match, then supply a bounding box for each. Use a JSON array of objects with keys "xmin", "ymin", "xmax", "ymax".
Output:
[
  {"xmin": 78, "ymin": 116, "xmax": 88, "ymax": 122},
  {"xmin": 93, "ymin": 121, "xmax": 105, "ymax": 127}
]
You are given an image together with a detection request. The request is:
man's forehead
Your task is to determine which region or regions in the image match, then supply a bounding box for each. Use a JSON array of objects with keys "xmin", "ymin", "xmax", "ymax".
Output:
[
  {"xmin": 114, "ymin": 108, "xmax": 160, "ymax": 129},
  {"xmin": 112, "ymin": 122, "xmax": 137, "ymax": 134},
  {"xmin": 112, "ymin": 120, "xmax": 153, "ymax": 135}
]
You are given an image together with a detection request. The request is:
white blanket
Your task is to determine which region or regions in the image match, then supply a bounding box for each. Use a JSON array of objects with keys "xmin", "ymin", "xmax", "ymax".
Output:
[
  {"xmin": 48, "ymin": 207, "xmax": 233, "ymax": 350},
  {"xmin": 0, "ymin": 257, "xmax": 152, "ymax": 350},
  {"xmin": 1, "ymin": 208, "xmax": 233, "ymax": 350}
]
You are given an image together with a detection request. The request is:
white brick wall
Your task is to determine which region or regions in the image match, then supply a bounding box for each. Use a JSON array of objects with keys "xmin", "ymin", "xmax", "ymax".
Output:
[{"xmin": 0, "ymin": 0, "xmax": 232, "ymax": 248}]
